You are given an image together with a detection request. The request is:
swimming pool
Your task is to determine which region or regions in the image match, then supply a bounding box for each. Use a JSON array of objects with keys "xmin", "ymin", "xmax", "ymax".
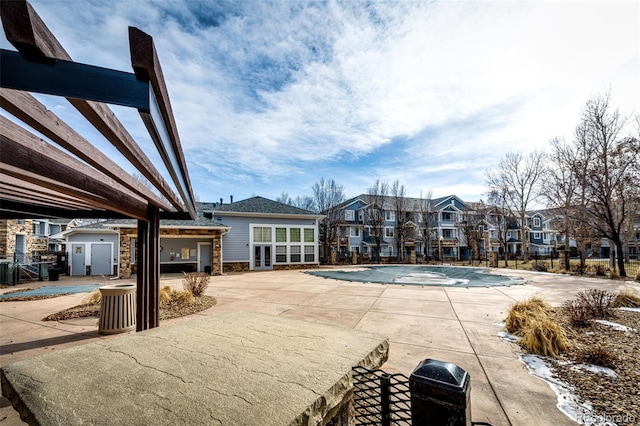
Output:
[
  {"xmin": 0, "ymin": 284, "xmax": 101, "ymax": 299},
  {"xmin": 306, "ymin": 265, "xmax": 526, "ymax": 287}
]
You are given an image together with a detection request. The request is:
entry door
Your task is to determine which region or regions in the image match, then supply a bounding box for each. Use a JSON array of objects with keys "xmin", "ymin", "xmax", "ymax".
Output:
[
  {"xmin": 90, "ymin": 244, "xmax": 111, "ymax": 275},
  {"xmin": 71, "ymin": 244, "xmax": 86, "ymax": 276},
  {"xmin": 15, "ymin": 234, "xmax": 26, "ymax": 262},
  {"xmin": 253, "ymin": 245, "xmax": 272, "ymax": 270},
  {"xmin": 198, "ymin": 243, "xmax": 212, "ymax": 273}
]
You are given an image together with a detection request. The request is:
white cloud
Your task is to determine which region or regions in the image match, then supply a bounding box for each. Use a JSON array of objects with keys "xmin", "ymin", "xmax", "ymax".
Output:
[{"xmin": 4, "ymin": 0, "xmax": 638, "ymax": 204}]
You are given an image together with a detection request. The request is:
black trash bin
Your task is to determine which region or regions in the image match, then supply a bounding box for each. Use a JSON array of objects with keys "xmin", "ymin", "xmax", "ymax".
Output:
[
  {"xmin": 48, "ymin": 267, "xmax": 60, "ymax": 281},
  {"xmin": 410, "ymin": 358, "xmax": 471, "ymax": 426}
]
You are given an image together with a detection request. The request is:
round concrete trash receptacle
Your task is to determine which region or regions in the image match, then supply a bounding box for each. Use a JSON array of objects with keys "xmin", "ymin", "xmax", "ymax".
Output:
[{"xmin": 98, "ymin": 284, "xmax": 136, "ymax": 335}]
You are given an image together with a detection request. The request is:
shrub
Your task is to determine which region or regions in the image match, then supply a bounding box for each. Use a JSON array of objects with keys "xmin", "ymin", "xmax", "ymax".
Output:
[
  {"xmin": 84, "ymin": 290, "xmax": 101, "ymax": 305},
  {"xmin": 614, "ymin": 289, "xmax": 640, "ymax": 308},
  {"xmin": 532, "ymin": 263, "xmax": 548, "ymax": 272},
  {"xmin": 576, "ymin": 343, "xmax": 617, "ymax": 369},
  {"xmin": 519, "ymin": 317, "xmax": 568, "ymax": 358},
  {"xmin": 505, "ymin": 297, "xmax": 552, "ymax": 335},
  {"xmin": 182, "ymin": 272, "xmax": 210, "ymax": 297},
  {"xmin": 576, "ymin": 289, "xmax": 616, "ymax": 318},
  {"xmin": 159, "ymin": 285, "xmax": 194, "ymax": 306},
  {"xmin": 562, "ymin": 299, "xmax": 593, "ymax": 327},
  {"xmin": 160, "ymin": 285, "xmax": 173, "ymax": 304}
]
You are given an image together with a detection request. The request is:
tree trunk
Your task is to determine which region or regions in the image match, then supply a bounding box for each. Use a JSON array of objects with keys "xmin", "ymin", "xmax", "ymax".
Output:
[{"xmin": 615, "ymin": 238, "xmax": 627, "ymax": 277}]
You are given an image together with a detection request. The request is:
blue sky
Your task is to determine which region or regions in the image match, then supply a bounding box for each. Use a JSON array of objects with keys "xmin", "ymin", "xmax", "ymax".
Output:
[{"xmin": 1, "ymin": 0, "xmax": 638, "ymax": 205}]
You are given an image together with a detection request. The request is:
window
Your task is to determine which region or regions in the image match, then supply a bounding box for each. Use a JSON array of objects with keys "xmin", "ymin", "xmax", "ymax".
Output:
[
  {"xmin": 350, "ymin": 227, "xmax": 360, "ymax": 237},
  {"xmin": 130, "ymin": 238, "xmax": 136, "ymax": 265},
  {"xmin": 253, "ymin": 227, "xmax": 272, "ymax": 242},
  {"xmin": 291, "ymin": 246, "xmax": 301, "ymax": 262},
  {"xmin": 304, "ymin": 246, "xmax": 314, "ymax": 262},
  {"xmin": 276, "ymin": 246, "xmax": 287, "ymax": 262},
  {"xmin": 534, "ymin": 232, "xmax": 541, "ymax": 240},
  {"xmin": 275, "ymin": 228, "xmax": 287, "ymax": 242},
  {"xmin": 442, "ymin": 212, "xmax": 452, "ymax": 222},
  {"xmin": 304, "ymin": 228, "xmax": 314, "ymax": 242},
  {"xmin": 350, "ymin": 246, "xmax": 360, "ymax": 254},
  {"xmin": 385, "ymin": 211, "xmax": 395, "ymax": 221},
  {"xmin": 533, "ymin": 217, "xmax": 540, "ymax": 227},
  {"xmin": 32, "ymin": 222, "xmax": 42, "ymax": 236},
  {"xmin": 290, "ymin": 228, "xmax": 301, "ymax": 242},
  {"xmin": 385, "ymin": 227, "xmax": 394, "ymax": 238},
  {"xmin": 443, "ymin": 229, "xmax": 454, "ymax": 239},
  {"xmin": 345, "ymin": 210, "xmax": 355, "ymax": 221},
  {"xmin": 358, "ymin": 210, "xmax": 363, "ymax": 221}
]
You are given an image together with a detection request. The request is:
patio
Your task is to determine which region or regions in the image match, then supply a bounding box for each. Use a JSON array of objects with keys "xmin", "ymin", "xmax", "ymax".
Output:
[{"xmin": 1, "ymin": 268, "xmax": 635, "ymax": 424}]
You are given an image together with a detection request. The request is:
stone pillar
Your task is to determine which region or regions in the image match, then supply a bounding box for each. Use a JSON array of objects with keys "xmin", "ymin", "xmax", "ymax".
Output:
[
  {"xmin": 489, "ymin": 251, "xmax": 498, "ymax": 268},
  {"xmin": 410, "ymin": 248, "xmax": 417, "ymax": 264},
  {"xmin": 212, "ymin": 235, "xmax": 222, "ymax": 275},
  {"xmin": 330, "ymin": 250, "xmax": 337, "ymax": 265},
  {"xmin": 352, "ymin": 251, "xmax": 358, "ymax": 265}
]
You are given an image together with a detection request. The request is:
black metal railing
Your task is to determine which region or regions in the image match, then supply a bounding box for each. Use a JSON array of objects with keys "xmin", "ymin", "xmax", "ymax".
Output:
[{"xmin": 352, "ymin": 366, "xmax": 411, "ymax": 426}]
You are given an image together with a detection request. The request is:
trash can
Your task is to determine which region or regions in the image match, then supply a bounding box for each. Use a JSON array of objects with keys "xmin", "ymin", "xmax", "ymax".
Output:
[
  {"xmin": 410, "ymin": 359, "xmax": 471, "ymax": 426},
  {"xmin": 48, "ymin": 267, "xmax": 60, "ymax": 281},
  {"xmin": 98, "ymin": 284, "xmax": 136, "ymax": 335},
  {"xmin": 39, "ymin": 264, "xmax": 49, "ymax": 281}
]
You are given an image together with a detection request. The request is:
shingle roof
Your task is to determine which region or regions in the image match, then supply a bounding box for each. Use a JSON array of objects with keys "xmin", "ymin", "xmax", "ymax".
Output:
[{"xmin": 209, "ymin": 196, "xmax": 319, "ymax": 216}]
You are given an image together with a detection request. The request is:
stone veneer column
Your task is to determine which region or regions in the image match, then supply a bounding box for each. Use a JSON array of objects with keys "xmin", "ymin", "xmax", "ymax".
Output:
[{"xmin": 119, "ymin": 229, "xmax": 135, "ymax": 279}]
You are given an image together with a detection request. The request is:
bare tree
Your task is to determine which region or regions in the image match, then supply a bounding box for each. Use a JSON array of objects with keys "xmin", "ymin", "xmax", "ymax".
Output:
[
  {"xmin": 275, "ymin": 191, "xmax": 292, "ymax": 205},
  {"xmin": 571, "ymin": 93, "xmax": 639, "ymax": 276},
  {"xmin": 364, "ymin": 180, "xmax": 389, "ymax": 262},
  {"xmin": 415, "ymin": 190, "xmax": 433, "ymax": 259},
  {"xmin": 312, "ymin": 178, "xmax": 346, "ymax": 264},
  {"xmin": 459, "ymin": 201, "xmax": 489, "ymax": 265},
  {"xmin": 486, "ymin": 150, "xmax": 546, "ymax": 262},
  {"xmin": 487, "ymin": 187, "xmax": 514, "ymax": 266},
  {"xmin": 292, "ymin": 195, "xmax": 316, "ymax": 211},
  {"xmin": 391, "ymin": 180, "xmax": 409, "ymax": 262}
]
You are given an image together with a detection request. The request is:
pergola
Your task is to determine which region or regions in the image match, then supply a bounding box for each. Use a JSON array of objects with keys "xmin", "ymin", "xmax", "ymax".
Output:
[{"xmin": 0, "ymin": 0, "xmax": 197, "ymax": 331}]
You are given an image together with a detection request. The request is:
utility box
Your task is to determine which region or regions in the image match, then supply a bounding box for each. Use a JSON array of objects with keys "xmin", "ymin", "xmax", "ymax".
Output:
[{"xmin": 410, "ymin": 358, "xmax": 471, "ymax": 426}]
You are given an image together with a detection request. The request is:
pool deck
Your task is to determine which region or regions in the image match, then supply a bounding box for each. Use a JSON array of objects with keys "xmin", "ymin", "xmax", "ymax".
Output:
[{"xmin": 1, "ymin": 267, "xmax": 638, "ymax": 425}]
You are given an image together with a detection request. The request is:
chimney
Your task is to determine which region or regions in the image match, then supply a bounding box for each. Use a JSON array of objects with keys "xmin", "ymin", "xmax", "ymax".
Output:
[
  {"xmin": 220, "ymin": 197, "xmax": 223, "ymax": 205},
  {"xmin": 230, "ymin": 195, "xmax": 234, "ymax": 203}
]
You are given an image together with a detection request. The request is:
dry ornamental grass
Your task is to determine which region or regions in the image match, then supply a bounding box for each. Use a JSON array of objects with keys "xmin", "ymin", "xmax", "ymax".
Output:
[{"xmin": 505, "ymin": 288, "xmax": 640, "ymax": 424}]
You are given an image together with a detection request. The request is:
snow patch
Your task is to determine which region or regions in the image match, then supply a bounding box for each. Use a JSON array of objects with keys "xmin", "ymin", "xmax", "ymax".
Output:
[
  {"xmin": 617, "ymin": 307, "xmax": 640, "ymax": 313},
  {"xmin": 517, "ymin": 354, "xmax": 619, "ymax": 426},
  {"xmin": 497, "ymin": 331, "xmax": 520, "ymax": 343},
  {"xmin": 594, "ymin": 320, "xmax": 636, "ymax": 333},
  {"xmin": 570, "ymin": 364, "xmax": 617, "ymax": 378}
]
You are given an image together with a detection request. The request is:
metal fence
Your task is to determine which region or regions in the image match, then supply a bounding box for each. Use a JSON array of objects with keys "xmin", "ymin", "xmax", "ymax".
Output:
[{"xmin": 352, "ymin": 366, "xmax": 412, "ymax": 426}]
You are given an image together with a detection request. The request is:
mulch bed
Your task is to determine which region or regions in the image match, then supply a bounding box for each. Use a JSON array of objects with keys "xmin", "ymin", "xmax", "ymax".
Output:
[
  {"xmin": 550, "ymin": 309, "xmax": 639, "ymax": 425},
  {"xmin": 42, "ymin": 296, "xmax": 217, "ymax": 322}
]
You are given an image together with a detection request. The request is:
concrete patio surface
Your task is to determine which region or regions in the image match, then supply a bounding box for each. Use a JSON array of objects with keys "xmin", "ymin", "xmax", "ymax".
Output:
[{"xmin": 1, "ymin": 267, "xmax": 637, "ymax": 425}]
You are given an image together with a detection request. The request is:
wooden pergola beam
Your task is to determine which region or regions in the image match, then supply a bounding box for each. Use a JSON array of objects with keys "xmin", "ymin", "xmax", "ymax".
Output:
[
  {"xmin": 0, "ymin": 174, "xmax": 98, "ymax": 209},
  {"xmin": 0, "ymin": 199, "xmax": 124, "ymax": 220},
  {"xmin": 0, "ymin": 88, "xmax": 172, "ymax": 211},
  {"xmin": 0, "ymin": 189, "xmax": 93, "ymax": 210},
  {"xmin": 1, "ymin": 0, "xmax": 187, "ymax": 214},
  {"xmin": 129, "ymin": 27, "xmax": 197, "ymax": 219},
  {"xmin": 1, "ymin": 116, "xmax": 149, "ymax": 220}
]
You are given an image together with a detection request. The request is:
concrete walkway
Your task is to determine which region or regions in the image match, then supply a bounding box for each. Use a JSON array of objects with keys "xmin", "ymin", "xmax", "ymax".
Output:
[{"xmin": 1, "ymin": 268, "xmax": 637, "ymax": 425}]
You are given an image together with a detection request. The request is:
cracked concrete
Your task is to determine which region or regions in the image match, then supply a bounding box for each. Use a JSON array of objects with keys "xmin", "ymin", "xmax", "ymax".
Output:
[
  {"xmin": 1, "ymin": 312, "xmax": 387, "ymax": 425},
  {"xmin": 1, "ymin": 269, "xmax": 637, "ymax": 425}
]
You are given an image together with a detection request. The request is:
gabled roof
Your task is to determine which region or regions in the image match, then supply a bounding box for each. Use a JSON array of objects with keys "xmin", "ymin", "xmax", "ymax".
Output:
[
  {"xmin": 335, "ymin": 194, "xmax": 463, "ymax": 213},
  {"xmin": 209, "ymin": 196, "xmax": 323, "ymax": 218}
]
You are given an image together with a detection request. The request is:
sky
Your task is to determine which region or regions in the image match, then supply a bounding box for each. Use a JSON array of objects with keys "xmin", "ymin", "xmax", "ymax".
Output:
[{"xmin": 1, "ymin": 0, "xmax": 638, "ymax": 206}]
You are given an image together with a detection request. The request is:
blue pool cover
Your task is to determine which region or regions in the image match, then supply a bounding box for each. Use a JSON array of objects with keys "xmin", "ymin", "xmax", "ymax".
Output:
[
  {"xmin": 0, "ymin": 284, "xmax": 101, "ymax": 299},
  {"xmin": 306, "ymin": 265, "xmax": 526, "ymax": 287}
]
